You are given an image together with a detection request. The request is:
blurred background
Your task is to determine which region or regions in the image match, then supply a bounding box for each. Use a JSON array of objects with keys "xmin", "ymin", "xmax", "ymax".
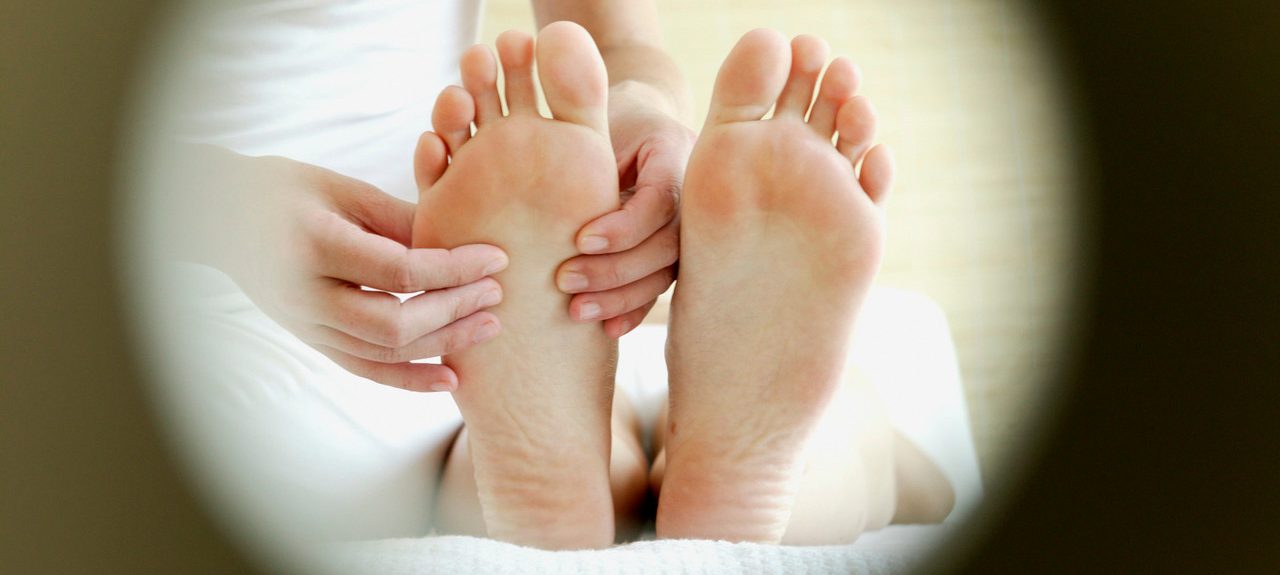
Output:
[{"xmin": 484, "ymin": 0, "xmax": 1081, "ymax": 485}]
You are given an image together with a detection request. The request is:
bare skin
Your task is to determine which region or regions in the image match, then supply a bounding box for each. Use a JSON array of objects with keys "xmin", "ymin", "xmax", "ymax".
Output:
[
  {"xmin": 420, "ymin": 26, "xmax": 953, "ymax": 549},
  {"xmin": 412, "ymin": 23, "xmax": 647, "ymax": 550},
  {"xmin": 653, "ymin": 30, "xmax": 907, "ymax": 544}
]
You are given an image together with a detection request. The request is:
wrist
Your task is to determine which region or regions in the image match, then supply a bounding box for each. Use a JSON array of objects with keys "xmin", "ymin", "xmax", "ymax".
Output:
[{"xmin": 600, "ymin": 44, "xmax": 692, "ymax": 120}]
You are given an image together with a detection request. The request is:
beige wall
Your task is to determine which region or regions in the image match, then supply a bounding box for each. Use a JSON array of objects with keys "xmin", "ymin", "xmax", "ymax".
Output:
[{"xmin": 480, "ymin": 0, "xmax": 1081, "ymax": 485}]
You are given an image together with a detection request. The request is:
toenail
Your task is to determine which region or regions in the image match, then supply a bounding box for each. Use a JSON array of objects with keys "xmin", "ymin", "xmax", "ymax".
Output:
[
  {"xmin": 579, "ymin": 235, "xmax": 609, "ymax": 253},
  {"xmin": 479, "ymin": 289, "xmax": 502, "ymax": 307},
  {"xmin": 558, "ymin": 271, "xmax": 589, "ymax": 292},
  {"xmin": 473, "ymin": 320, "xmax": 500, "ymax": 343},
  {"xmin": 428, "ymin": 380, "xmax": 455, "ymax": 392},
  {"xmin": 578, "ymin": 301, "xmax": 602, "ymax": 320}
]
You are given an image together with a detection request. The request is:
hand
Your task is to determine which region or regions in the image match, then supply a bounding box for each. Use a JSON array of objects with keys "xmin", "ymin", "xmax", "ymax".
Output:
[
  {"xmin": 555, "ymin": 82, "xmax": 695, "ymax": 337},
  {"xmin": 178, "ymin": 148, "xmax": 509, "ymax": 392}
]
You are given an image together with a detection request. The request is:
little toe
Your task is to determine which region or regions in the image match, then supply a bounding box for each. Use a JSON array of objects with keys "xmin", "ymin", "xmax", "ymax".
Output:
[
  {"xmin": 859, "ymin": 144, "xmax": 895, "ymax": 205},
  {"xmin": 773, "ymin": 35, "xmax": 829, "ymax": 119},
  {"xmin": 414, "ymin": 131, "xmax": 448, "ymax": 191},
  {"xmin": 432, "ymin": 85, "xmax": 476, "ymax": 155},
  {"xmin": 535, "ymin": 21, "xmax": 609, "ymax": 134},
  {"xmin": 809, "ymin": 58, "xmax": 861, "ymax": 139},
  {"xmin": 835, "ymin": 95, "xmax": 878, "ymax": 166},
  {"xmin": 496, "ymin": 30, "xmax": 538, "ymax": 115},
  {"xmin": 460, "ymin": 44, "xmax": 503, "ymax": 125}
]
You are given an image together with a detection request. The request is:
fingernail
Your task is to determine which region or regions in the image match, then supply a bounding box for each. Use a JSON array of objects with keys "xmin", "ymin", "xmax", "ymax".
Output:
[
  {"xmin": 578, "ymin": 301, "xmax": 602, "ymax": 320},
  {"xmin": 428, "ymin": 380, "xmax": 455, "ymax": 392},
  {"xmin": 558, "ymin": 271, "xmax": 589, "ymax": 292},
  {"xmin": 618, "ymin": 320, "xmax": 633, "ymax": 336},
  {"xmin": 473, "ymin": 320, "xmax": 500, "ymax": 343},
  {"xmin": 579, "ymin": 235, "xmax": 609, "ymax": 253},
  {"xmin": 483, "ymin": 256, "xmax": 508, "ymax": 276},
  {"xmin": 479, "ymin": 288, "xmax": 502, "ymax": 307}
]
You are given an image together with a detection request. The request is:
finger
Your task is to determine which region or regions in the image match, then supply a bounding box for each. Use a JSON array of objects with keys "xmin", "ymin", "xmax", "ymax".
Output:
[
  {"xmin": 603, "ymin": 300, "xmax": 658, "ymax": 339},
  {"xmin": 576, "ymin": 146, "xmax": 684, "ymax": 254},
  {"xmin": 335, "ymin": 180, "xmax": 418, "ymax": 246},
  {"xmin": 557, "ymin": 220, "xmax": 678, "ymax": 293},
  {"xmin": 312, "ymin": 214, "xmax": 507, "ymax": 292},
  {"xmin": 323, "ymin": 278, "xmax": 503, "ymax": 348},
  {"xmin": 314, "ymin": 344, "xmax": 460, "ymax": 392},
  {"xmin": 309, "ymin": 311, "xmax": 501, "ymax": 364},
  {"xmin": 568, "ymin": 266, "xmax": 675, "ymax": 322}
]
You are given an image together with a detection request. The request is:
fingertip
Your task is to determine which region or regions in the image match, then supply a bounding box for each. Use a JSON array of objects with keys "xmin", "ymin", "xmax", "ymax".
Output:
[
  {"xmin": 453, "ymin": 243, "xmax": 509, "ymax": 275},
  {"xmin": 428, "ymin": 363, "xmax": 460, "ymax": 391}
]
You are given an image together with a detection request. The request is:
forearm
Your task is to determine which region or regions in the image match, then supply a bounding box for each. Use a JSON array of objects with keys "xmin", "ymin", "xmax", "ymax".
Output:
[{"xmin": 532, "ymin": 0, "xmax": 691, "ymax": 118}]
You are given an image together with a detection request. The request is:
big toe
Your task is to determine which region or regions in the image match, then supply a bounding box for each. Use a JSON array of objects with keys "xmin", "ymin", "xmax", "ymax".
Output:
[
  {"xmin": 706, "ymin": 29, "xmax": 791, "ymax": 126},
  {"xmin": 535, "ymin": 21, "xmax": 609, "ymax": 134}
]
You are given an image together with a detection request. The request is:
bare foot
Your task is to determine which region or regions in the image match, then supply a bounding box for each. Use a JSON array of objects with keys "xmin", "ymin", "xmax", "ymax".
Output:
[
  {"xmin": 412, "ymin": 23, "xmax": 619, "ymax": 549},
  {"xmin": 656, "ymin": 30, "xmax": 895, "ymax": 542}
]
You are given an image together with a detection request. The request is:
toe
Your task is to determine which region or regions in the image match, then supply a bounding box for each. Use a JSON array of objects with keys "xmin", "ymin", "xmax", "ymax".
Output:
[
  {"xmin": 535, "ymin": 21, "xmax": 609, "ymax": 134},
  {"xmin": 859, "ymin": 144, "xmax": 895, "ymax": 205},
  {"xmin": 808, "ymin": 58, "xmax": 861, "ymax": 139},
  {"xmin": 835, "ymin": 95, "xmax": 878, "ymax": 166},
  {"xmin": 432, "ymin": 85, "xmax": 475, "ymax": 155},
  {"xmin": 461, "ymin": 44, "xmax": 503, "ymax": 125},
  {"xmin": 706, "ymin": 28, "xmax": 790, "ymax": 126},
  {"xmin": 773, "ymin": 35, "xmax": 829, "ymax": 119},
  {"xmin": 496, "ymin": 30, "xmax": 538, "ymax": 115},
  {"xmin": 414, "ymin": 131, "xmax": 448, "ymax": 191}
]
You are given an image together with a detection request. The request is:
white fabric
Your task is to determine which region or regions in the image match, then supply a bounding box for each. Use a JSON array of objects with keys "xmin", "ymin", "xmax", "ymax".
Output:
[
  {"xmin": 851, "ymin": 288, "xmax": 985, "ymax": 522},
  {"xmin": 166, "ymin": 0, "xmax": 480, "ymax": 201},
  {"xmin": 318, "ymin": 525, "xmax": 956, "ymax": 574}
]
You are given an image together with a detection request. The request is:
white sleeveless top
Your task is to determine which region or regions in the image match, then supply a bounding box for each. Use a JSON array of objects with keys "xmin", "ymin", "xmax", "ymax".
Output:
[{"xmin": 166, "ymin": 0, "xmax": 480, "ymax": 202}]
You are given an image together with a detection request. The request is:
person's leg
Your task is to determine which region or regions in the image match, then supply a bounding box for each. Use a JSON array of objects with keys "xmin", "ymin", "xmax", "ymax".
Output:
[
  {"xmin": 651, "ymin": 30, "xmax": 908, "ymax": 543},
  {"xmin": 410, "ymin": 23, "xmax": 631, "ymax": 550}
]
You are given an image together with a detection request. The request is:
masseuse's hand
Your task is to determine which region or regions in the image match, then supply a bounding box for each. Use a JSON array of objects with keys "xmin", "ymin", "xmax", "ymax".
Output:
[
  {"xmin": 556, "ymin": 83, "xmax": 695, "ymax": 338},
  {"xmin": 177, "ymin": 147, "xmax": 508, "ymax": 392}
]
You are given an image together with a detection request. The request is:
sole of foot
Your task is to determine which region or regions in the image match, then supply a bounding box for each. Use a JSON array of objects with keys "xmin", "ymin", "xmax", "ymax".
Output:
[
  {"xmin": 656, "ymin": 30, "xmax": 896, "ymax": 543},
  {"xmin": 412, "ymin": 22, "xmax": 620, "ymax": 549}
]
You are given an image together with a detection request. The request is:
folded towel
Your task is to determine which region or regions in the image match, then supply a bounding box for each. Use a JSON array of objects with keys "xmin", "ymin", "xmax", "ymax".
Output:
[{"xmin": 321, "ymin": 525, "xmax": 955, "ymax": 574}]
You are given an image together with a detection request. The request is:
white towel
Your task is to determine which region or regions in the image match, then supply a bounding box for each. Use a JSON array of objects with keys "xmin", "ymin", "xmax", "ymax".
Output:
[{"xmin": 319, "ymin": 525, "xmax": 956, "ymax": 575}]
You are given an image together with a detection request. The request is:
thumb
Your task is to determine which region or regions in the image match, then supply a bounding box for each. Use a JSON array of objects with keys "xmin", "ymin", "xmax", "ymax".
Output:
[
  {"xmin": 633, "ymin": 138, "xmax": 690, "ymax": 202},
  {"xmin": 337, "ymin": 178, "xmax": 417, "ymax": 247}
]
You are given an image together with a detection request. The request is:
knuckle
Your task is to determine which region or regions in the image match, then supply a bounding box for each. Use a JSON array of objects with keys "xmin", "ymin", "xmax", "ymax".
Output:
[
  {"xmin": 389, "ymin": 255, "xmax": 418, "ymax": 293},
  {"xmin": 657, "ymin": 181, "xmax": 681, "ymax": 216},
  {"xmin": 437, "ymin": 328, "xmax": 463, "ymax": 356},
  {"xmin": 447, "ymin": 291, "xmax": 468, "ymax": 322},
  {"xmin": 608, "ymin": 262, "xmax": 628, "ymax": 289},
  {"xmin": 379, "ymin": 316, "xmax": 412, "ymax": 348},
  {"xmin": 374, "ymin": 344, "xmax": 405, "ymax": 364}
]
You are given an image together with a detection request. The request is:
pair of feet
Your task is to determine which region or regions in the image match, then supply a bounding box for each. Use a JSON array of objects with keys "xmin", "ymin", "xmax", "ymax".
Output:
[{"xmin": 412, "ymin": 23, "xmax": 895, "ymax": 548}]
